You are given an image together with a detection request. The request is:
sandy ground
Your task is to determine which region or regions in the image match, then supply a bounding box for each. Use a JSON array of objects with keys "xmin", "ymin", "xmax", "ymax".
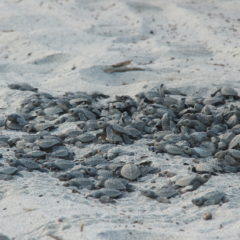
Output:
[{"xmin": 0, "ymin": 0, "xmax": 240, "ymax": 239}]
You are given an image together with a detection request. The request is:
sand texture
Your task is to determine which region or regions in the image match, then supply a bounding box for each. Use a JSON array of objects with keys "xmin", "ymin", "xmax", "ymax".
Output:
[{"xmin": 0, "ymin": 0, "xmax": 240, "ymax": 240}]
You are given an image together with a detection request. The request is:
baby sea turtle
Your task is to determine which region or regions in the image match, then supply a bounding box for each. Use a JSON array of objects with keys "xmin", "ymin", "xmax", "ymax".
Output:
[
  {"xmin": 50, "ymin": 146, "xmax": 72, "ymax": 159},
  {"xmin": 228, "ymin": 149, "xmax": 240, "ymax": 160},
  {"xmin": 37, "ymin": 138, "xmax": 61, "ymax": 150},
  {"xmin": 44, "ymin": 106, "xmax": 63, "ymax": 116},
  {"xmin": 88, "ymin": 189, "xmax": 122, "ymax": 199},
  {"xmin": 220, "ymin": 87, "xmax": 238, "ymax": 98},
  {"xmin": 141, "ymin": 190, "xmax": 159, "ymax": 199},
  {"xmin": 0, "ymin": 166, "xmax": 18, "ymax": 175},
  {"xmin": 157, "ymin": 184, "xmax": 179, "ymax": 198},
  {"xmin": 64, "ymin": 178, "xmax": 94, "ymax": 190},
  {"xmin": 203, "ymin": 96, "xmax": 224, "ymax": 106},
  {"xmin": 105, "ymin": 126, "xmax": 123, "ymax": 144},
  {"xmin": 8, "ymin": 158, "xmax": 41, "ymax": 171},
  {"xmin": 52, "ymin": 159, "xmax": 74, "ymax": 171},
  {"xmin": 120, "ymin": 163, "xmax": 140, "ymax": 181},
  {"xmin": 106, "ymin": 147, "xmax": 134, "ymax": 160},
  {"xmin": 192, "ymin": 191, "xmax": 227, "ymax": 206},
  {"xmin": 104, "ymin": 178, "xmax": 127, "ymax": 190},
  {"xmin": 8, "ymin": 82, "xmax": 38, "ymax": 92},
  {"xmin": 83, "ymin": 156, "xmax": 107, "ymax": 167},
  {"xmin": 174, "ymin": 174, "xmax": 210, "ymax": 192},
  {"xmin": 5, "ymin": 114, "xmax": 27, "ymax": 130},
  {"xmin": 77, "ymin": 133, "xmax": 96, "ymax": 143},
  {"xmin": 192, "ymin": 146, "xmax": 212, "ymax": 158},
  {"xmin": 228, "ymin": 134, "xmax": 240, "ymax": 149},
  {"xmin": 25, "ymin": 150, "xmax": 46, "ymax": 158},
  {"xmin": 192, "ymin": 162, "xmax": 221, "ymax": 175}
]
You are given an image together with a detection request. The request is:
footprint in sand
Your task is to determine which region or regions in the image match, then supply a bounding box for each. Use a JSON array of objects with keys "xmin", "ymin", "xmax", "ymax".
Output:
[{"xmin": 32, "ymin": 53, "xmax": 70, "ymax": 66}]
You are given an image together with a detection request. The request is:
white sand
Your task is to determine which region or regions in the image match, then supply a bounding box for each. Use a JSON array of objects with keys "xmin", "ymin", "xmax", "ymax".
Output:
[{"xmin": 0, "ymin": 0, "xmax": 240, "ymax": 239}]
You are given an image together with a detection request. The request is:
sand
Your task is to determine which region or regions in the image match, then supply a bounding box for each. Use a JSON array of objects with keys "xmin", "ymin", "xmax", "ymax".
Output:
[{"xmin": 0, "ymin": 0, "xmax": 240, "ymax": 239}]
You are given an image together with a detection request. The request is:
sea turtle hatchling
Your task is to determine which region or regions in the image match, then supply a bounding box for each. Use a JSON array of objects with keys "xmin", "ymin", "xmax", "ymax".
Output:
[
  {"xmin": 104, "ymin": 178, "xmax": 127, "ymax": 191},
  {"xmin": 0, "ymin": 166, "xmax": 18, "ymax": 175},
  {"xmin": 37, "ymin": 138, "xmax": 61, "ymax": 150},
  {"xmin": 7, "ymin": 158, "xmax": 41, "ymax": 171},
  {"xmin": 105, "ymin": 125, "xmax": 123, "ymax": 144},
  {"xmin": 174, "ymin": 174, "xmax": 210, "ymax": 192},
  {"xmin": 8, "ymin": 82, "xmax": 38, "ymax": 92},
  {"xmin": 64, "ymin": 177, "xmax": 94, "ymax": 190},
  {"xmin": 44, "ymin": 106, "xmax": 63, "ymax": 116},
  {"xmin": 120, "ymin": 163, "xmax": 141, "ymax": 181},
  {"xmin": 192, "ymin": 162, "xmax": 221, "ymax": 175},
  {"xmin": 88, "ymin": 189, "xmax": 122, "ymax": 199},
  {"xmin": 192, "ymin": 191, "xmax": 227, "ymax": 206},
  {"xmin": 220, "ymin": 87, "xmax": 238, "ymax": 98},
  {"xmin": 25, "ymin": 150, "xmax": 46, "ymax": 158},
  {"xmin": 77, "ymin": 133, "xmax": 96, "ymax": 143},
  {"xmin": 228, "ymin": 134, "xmax": 240, "ymax": 149}
]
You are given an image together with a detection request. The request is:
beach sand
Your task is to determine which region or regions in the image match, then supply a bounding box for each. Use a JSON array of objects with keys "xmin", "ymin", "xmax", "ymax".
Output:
[{"xmin": 0, "ymin": 0, "xmax": 240, "ymax": 239}]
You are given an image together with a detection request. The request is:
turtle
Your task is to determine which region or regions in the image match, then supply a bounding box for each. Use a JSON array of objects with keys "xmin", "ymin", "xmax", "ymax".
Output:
[
  {"xmin": 192, "ymin": 162, "xmax": 221, "ymax": 175},
  {"xmin": 185, "ymin": 97, "xmax": 203, "ymax": 106},
  {"xmin": 104, "ymin": 178, "xmax": 127, "ymax": 190},
  {"xmin": 163, "ymin": 134, "xmax": 183, "ymax": 144},
  {"xmin": 123, "ymin": 126, "xmax": 141, "ymax": 139},
  {"xmin": 52, "ymin": 159, "xmax": 75, "ymax": 170},
  {"xmin": 83, "ymin": 156, "xmax": 107, "ymax": 167},
  {"xmin": 69, "ymin": 97, "xmax": 92, "ymax": 106},
  {"xmin": 203, "ymin": 96, "xmax": 224, "ymax": 106},
  {"xmin": 195, "ymin": 113, "xmax": 214, "ymax": 126},
  {"xmin": 82, "ymin": 120, "xmax": 100, "ymax": 131},
  {"xmin": 25, "ymin": 150, "xmax": 46, "ymax": 158},
  {"xmin": 219, "ymin": 132, "xmax": 235, "ymax": 144},
  {"xmin": 88, "ymin": 189, "xmax": 122, "ymax": 199},
  {"xmin": 228, "ymin": 134, "xmax": 240, "ymax": 149},
  {"xmin": 80, "ymin": 108, "xmax": 97, "ymax": 120},
  {"xmin": 0, "ymin": 166, "xmax": 18, "ymax": 175},
  {"xmin": 50, "ymin": 146, "xmax": 72, "ymax": 159},
  {"xmin": 192, "ymin": 191, "xmax": 227, "ymax": 206},
  {"xmin": 8, "ymin": 82, "xmax": 38, "ymax": 92},
  {"xmin": 105, "ymin": 126, "xmax": 123, "ymax": 144},
  {"xmin": 220, "ymin": 87, "xmax": 238, "ymax": 98},
  {"xmin": 157, "ymin": 184, "xmax": 179, "ymax": 198},
  {"xmin": 64, "ymin": 178, "xmax": 94, "ymax": 190},
  {"xmin": 161, "ymin": 113, "xmax": 171, "ymax": 131},
  {"xmin": 174, "ymin": 174, "xmax": 210, "ymax": 192},
  {"xmin": 232, "ymin": 124, "xmax": 240, "ymax": 134},
  {"xmin": 13, "ymin": 158, "xmax": 42, "ymax": 171},
  {"xmin": 189, "ymin": 132, "xmax": 208, "ymax": 144},
  {"xmin": 77, "ymin": 133, "xmax": 96, "ymax": 143},
  {"xmin": 140, "ymin": 190, "xmax": 159, "ymax": 199},
  {"xmin": 164, "ymin": 144, "xmax": 192, "ymax": 156},
  {"xmin": 97, "ymin": 170, "xmax": 113, "ymax": 179},
  {"xmin": 228, "ymin": 149, "xmax": 240, "ymax": 160},
  {"xmin": 106, "ymin": 147, "xmax": 134, "ymax": 160},
  {"xmin": 37, "ymin": 138, "xmax": 61, "ymax": 150},
  {"xmin": 226, "ymin": 114, "xmax": 239, "ymax": 128},
  {"xmin": 5, "ymin": 114, "xmax": 27, "ymax": 130},
  {"xmin": 44, "ymin": 106, "xmax": 63, "ymax": 116},
  {"xmin": 120, "ymin": 163, "xmax": 140, "ymax": 181}
]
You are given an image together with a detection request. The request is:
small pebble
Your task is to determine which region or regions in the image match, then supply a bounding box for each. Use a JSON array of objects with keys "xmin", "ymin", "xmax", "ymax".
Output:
[{"xmin": 203, "ymin": 212, "xmax": 212, "ymax": 220}]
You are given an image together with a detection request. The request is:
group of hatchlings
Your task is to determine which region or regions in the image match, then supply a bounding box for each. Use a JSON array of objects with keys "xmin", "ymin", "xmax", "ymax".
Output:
[{"xmin": 0, "ymin": 83, "xmax": 239, "ymax": 204}]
